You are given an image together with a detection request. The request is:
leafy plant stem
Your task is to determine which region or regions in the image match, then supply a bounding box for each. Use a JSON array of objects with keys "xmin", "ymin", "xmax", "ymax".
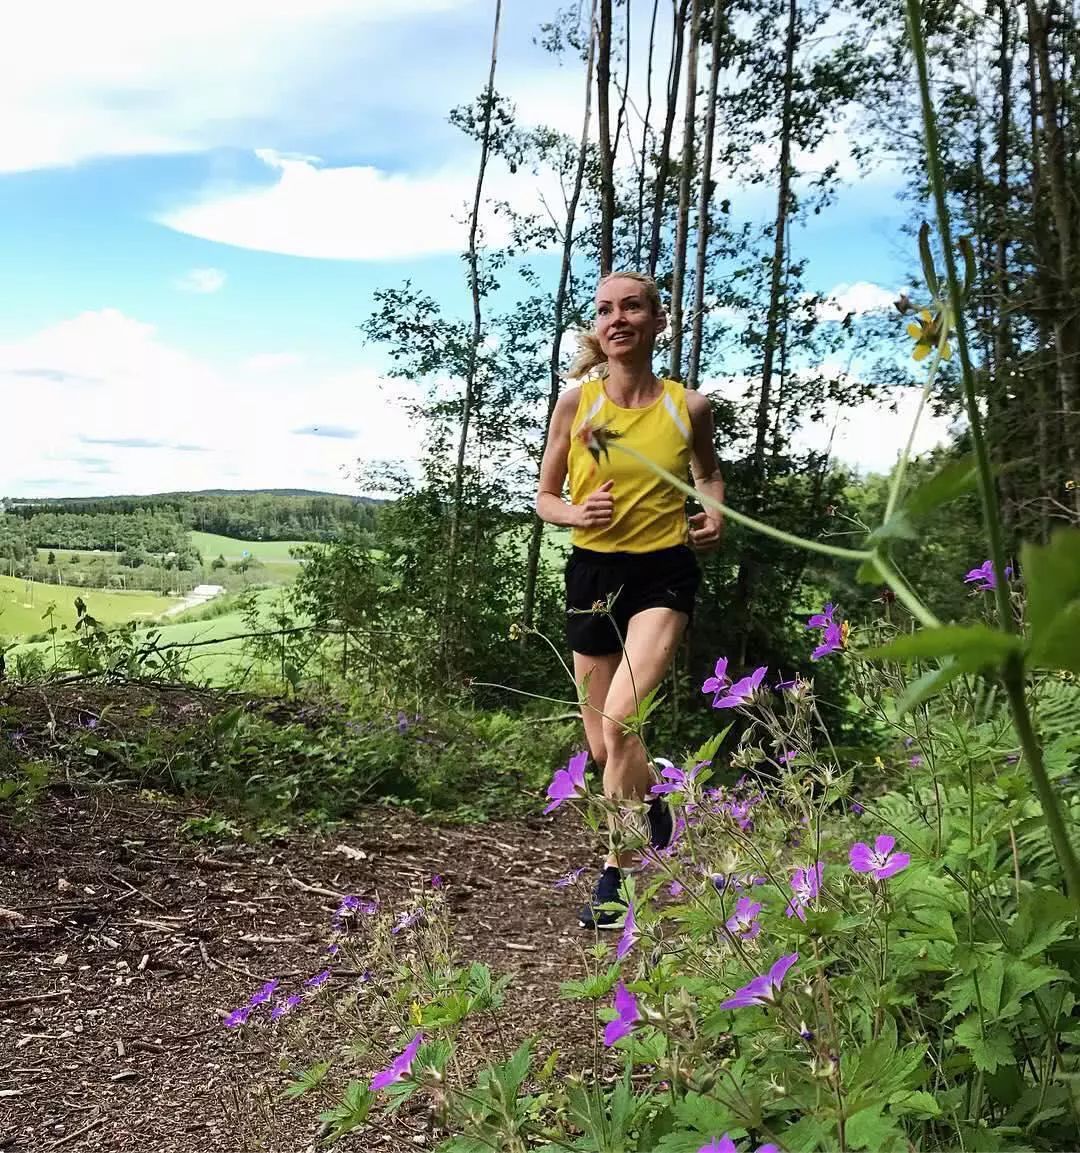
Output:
[
  {"xmin": 868, "ymin": 550, "xmax": 941, "ymax": 629},
  {"xmin": 611, "ymin": 443, "xmax": 874, "ymax": 562},
  {"xmin": 904, "ymin": 0, "xmax": 1012, "ymax": 634},
  {"xmin": 883, "ymin": 335, "xmax": 945, "ymax": 526},
  {"xmin": 1002, "ymin": 655, "xmax": 1080, "ymax": 902}
]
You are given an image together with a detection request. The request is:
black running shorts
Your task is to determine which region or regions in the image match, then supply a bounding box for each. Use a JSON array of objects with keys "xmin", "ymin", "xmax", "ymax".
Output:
[{"xmin": 565, "ymin": 544, "xmax": 701, "ymax": 656}]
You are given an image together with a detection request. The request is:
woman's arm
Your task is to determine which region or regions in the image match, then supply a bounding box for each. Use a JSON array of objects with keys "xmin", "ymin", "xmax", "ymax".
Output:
[
  {"xmin": 685, "ymin": 390, "xmax": 725, "ymax": 550},
  {"xmin": 536, "ymin": 387, "xmax": 614, "ymax": 530}
]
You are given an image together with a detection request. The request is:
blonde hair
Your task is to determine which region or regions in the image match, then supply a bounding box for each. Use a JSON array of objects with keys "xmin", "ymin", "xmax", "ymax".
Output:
[{"xmin": 566, "ymin": 270, "xmax": 664, "ymax": 379}]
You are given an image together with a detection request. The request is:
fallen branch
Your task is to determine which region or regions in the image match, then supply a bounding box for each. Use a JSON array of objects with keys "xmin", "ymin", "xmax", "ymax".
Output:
[{"xmin": 0, "ymin": 991, "xmax": 68, "ymax": 1009}]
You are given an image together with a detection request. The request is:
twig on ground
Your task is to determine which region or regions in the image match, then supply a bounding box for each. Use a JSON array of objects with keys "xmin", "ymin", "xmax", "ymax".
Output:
[{"xmin": 44, "ymin": 1116, "xmax": 106, "ymax": 1150}]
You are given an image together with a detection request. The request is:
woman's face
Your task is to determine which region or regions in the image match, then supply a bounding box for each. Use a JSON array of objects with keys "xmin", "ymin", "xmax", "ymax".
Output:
[{"xmin": 595, "ymin": 278, "xmax": 666, "ymax": 361}]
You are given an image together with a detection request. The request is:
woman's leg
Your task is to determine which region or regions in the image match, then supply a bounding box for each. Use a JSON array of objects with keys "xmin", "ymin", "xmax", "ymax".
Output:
[
  {"xmin": 573, "ymin": 650, "xmax": 622, "ymax": 773},
  {"xmin": 601, "ymin": 607, "xmax": 688, "ymax": 862}
]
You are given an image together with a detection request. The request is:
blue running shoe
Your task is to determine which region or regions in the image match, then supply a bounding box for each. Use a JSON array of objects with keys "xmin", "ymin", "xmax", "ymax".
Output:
[{"xmin": 579, "ymin": 865, "xmax": 625, "ymax": 930}]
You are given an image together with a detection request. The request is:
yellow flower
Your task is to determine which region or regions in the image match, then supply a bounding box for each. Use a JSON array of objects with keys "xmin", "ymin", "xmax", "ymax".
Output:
[
  {"xmin": 410, "ymin": 1001, "xmax": 423, "ymax": 1025},
  {"xmin": 1066, "ymin": 479, "xmax": 1076, "ymax": 492},
  {"xmin": 906, "ymin": 308, "xmax": 952, "ymax": 362},
  {"xmin": 840, "ymin": 620, "xmax": 851, "ymax": 649},
  {"xmin": 874, "ymin": 756, "xmax": 885, "ymax": 771}
]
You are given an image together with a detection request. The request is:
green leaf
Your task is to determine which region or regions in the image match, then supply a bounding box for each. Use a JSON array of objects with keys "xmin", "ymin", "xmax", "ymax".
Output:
[
  {"xmin": 918, "ymin": 222, "xmax": 940, "ymax": 297},
  {"xmin": 318, "ymin": 1081, "xmax": 373, "ymax": 1141},
  {"xmin": 867, "ymin": 512, "xmax": 917, "ymax": 546},
  {"xmin": 894, "ymin": 661, "xmax": 968, "ymax": 715},
  {"xmin": 901, "ymin": 453, "xmax": 978, "ymax": 520},
  {"xmin": 1022, "ymin": 528, "xmax": 1080, "ymax": 673},
  {"xmin": 688, "ymin": 724, "xmax": 734, "ymax": 768},
  {"xmin": 888, "ymin": 1089, "xmax": 941, "ymax": 1118},
  {"xmin": 845, "ymin": 1104, "xmax": 905, "ymax": 1151},
  {"xmin": 863, "ymin": 624, "xmax": 1021, "ymax": 665},
  {"xmin": 954, "ymin": 1017, "xmax": 1013, "ymax": 1073}
]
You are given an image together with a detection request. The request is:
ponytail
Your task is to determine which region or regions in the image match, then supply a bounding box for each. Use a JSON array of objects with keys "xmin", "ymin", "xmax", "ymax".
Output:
[{"xmin": 566, "ymin": 330, "xmax": 608, "ymax": 380}]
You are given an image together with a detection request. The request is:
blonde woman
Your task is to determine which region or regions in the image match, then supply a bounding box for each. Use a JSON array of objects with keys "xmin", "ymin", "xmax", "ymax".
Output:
[{"xmin": 536, "ymin": 270, "xmax": 726, "ymax": 928}]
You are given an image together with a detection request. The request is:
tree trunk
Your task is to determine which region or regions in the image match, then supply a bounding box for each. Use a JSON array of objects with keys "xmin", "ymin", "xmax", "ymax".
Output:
[
  {"xmin": 732, "ymin": 0, "xmax": 797, "ymax": 664},
  {"xmin": 1028, "ymin": 0, "xmax": 1080, "ymax": 516},
  {"xmin": 668, "ymin": 0, "xmax": 701, "ymax": 381},
  {"xmin": 991, "ymin": 0, "xmax": 1016, "ymax": 531},
  {"xmin": 521, "ymin": 2, "xmax": 599, "ymax": 630},
  {"xmin": 688, "ymin": 0, "xmax": 726, "ymax": 390},
  {"xmin": 648, "ymin": 0, "xmax": 690, "ymax": 277},
  {"xmin": 1027, "ymin": 21, "xmax": 1055, "ymax": 542},
  {"xmin": 598, "ymin": 0, "xmax": 616, "ymax": 274},
  {"xmin": 636, "ymin": 0, "xmax": 661, "ymax": 267},
  {"xmin": 443, "ymin": 0, "xmax": 502, "ymax": 665},
  {"xmin": 750, "ymin": 0, "xmax": 797, "ymax": 479}
]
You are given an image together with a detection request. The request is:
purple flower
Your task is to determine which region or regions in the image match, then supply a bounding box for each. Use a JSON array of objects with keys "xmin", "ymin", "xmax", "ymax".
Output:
[
  {"xmin": 811, "ymin": 619, "xmax": 843, "ymax": 661},
  {"xmin": 702, "ymin": 657, "xmax": 730, "ymax": 703},
  {"xmin": 305, "ymin": 969, "xmax": 332, "ymax": 989},
  {"xmin": 326, "ymin": 944, "xmax": 340, "ymax": 957},
  {"xmin": 396, "ymin": 710, "xmax": 410, "ymax": 734},
  {"xmin": 726, "ymin": 897, "xmax": 762, "ymax": 941},
  {"xmin": 669, "ymin": 879, "xmax": 685, "ymax": 897},
  {"xmin": 786, "ymin": 862, "xmax": 824, "ymax": 921},
  {"xmin": 333, "ymin": 894, "xmax": 378, "ymax": 927},
  {"xmin": 850, "ymin": 834, "xmax": 910, "ymax": 880},
  {"xmin": 712, "ymin": 666, "xmax": 768, "ymax": 710},
  {"xmin": 248, "ymin": 979, "xmax": 279, "ymax": 1008},
  {"xmin": 223, "ymin": 1006, "xmax": 251, "ymax": 1029},
  {"xmin": 391, "ymin": 908, "xmax": 425, "ymax": 935},
  {"xmin": 964, "ymin": 559, "xmax": 1012, "ymax": 592},
  {"xmin": 543, "ymin": 750, "xmax": 588, "ymax": 814},
  {"xmin": 807, "ymin": 602, "xmax": 835, "ymax": 630},
  {"xmin": 720, "ymin": 953, "xmax": 799, "ymax": 1010},
  {"xmin": 617, "ymin": 902, "xmax": 638, "ymax": 961},
  {"xmin": 851, "ymin": 801, "xmax": 864, "ymax": 815},
  {"xmin": 603, "ymin": 981, "xmax": 640, "ymax": 1046},
  {"xmin": 775, "ymin": 675, "xmax": 800, "ymax": 692},
  {"xmin": 270, "ymin": 994, "xmax": 302, "ymax": 1021},
  {"xmin": 909, "ymin": 754, "xmax": 924, "ymax": 767},
  {"xmin": 697, "ymin": 1139, "xmax": 737, "ymax": 1153},
  {"xmin": 649, "ymin": 759, "xmax": 705, "ymax": 797},
  {"xmin": 370, "ymin": 1032, "xmax": 424, "ymax": 1091},
  {"xmin": 777, "ymin": 748, "xmax": 797, "ymax": 765},
  {"xmin": 430, "ymin": 874, "xmax": 444, "ymax": 890},
  {"xmin": 555, "ymin": 866, "xmax": 587, "ymax": 888}
]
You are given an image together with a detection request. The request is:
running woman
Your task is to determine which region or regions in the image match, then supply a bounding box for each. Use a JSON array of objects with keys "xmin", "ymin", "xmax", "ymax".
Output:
[{"xmin": 536, "ymin": 270, "xmax": 725, "ymax": 928}]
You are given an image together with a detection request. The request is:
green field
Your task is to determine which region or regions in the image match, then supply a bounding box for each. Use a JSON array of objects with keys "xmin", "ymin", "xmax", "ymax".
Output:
[
  {"xmin": 189, "ymin": 532, "xmax": 310, "ymax": 563},
  {"xmin": 0, "ymin": 575, "xmax": 178, "ymax": 639}
]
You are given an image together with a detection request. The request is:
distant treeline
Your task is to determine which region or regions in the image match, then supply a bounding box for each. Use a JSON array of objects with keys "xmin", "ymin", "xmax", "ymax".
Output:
[{"xmin": 3, "ymin": 491, "xmax": 380, "ymax": 548}]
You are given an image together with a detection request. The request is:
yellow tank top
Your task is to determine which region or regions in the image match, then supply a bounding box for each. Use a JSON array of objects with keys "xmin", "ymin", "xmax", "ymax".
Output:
[{"xmin": 568, "ymin": 376, "xmax": 692, "ymax": 553}]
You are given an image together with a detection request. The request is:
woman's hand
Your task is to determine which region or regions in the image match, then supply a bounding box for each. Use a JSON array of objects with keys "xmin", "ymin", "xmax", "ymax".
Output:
[
  {"xmin": 575, "ymin": 479, "xmax": 615, "ymax": 528},
  {"xmin": 688, "ymin": 510, "xmax": 723, "ymax": 551}
]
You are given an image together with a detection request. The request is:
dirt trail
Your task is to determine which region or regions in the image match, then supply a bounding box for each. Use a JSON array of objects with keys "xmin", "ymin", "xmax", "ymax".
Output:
[{"xmin": 0, "ymin": 787, "xmax": 597, "ymax": 1152}]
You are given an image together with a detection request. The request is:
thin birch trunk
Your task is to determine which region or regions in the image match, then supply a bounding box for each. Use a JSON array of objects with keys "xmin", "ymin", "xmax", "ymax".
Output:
[
  {"xmin": 668, "ymin": 0, "xmax": 701, "ymax": 381},
  {"xmin": 636, "ymin": 0, "xmax": 662, "ymax": 267},
  {"xmin": 521, "ymin": 3, "xmax": 598, "ymax": 629},
  {"xmin": 1028, "ymin": 0, "xmax": 1080, "ymax": 516},
  {"xmin": 688, "ymin": 0, "xmax": 725, "ymax": 390},
  {"xmin": 750, "ymin": 0, "xmax": 797, "ymax": 476},
  {"xmin": 648, "ymin": 0, "xmax": 690, "ymax": 276},
  {"xmin": 598, "ymin": 0, "xmax": 616, "ymax": 274},
  {"xmin": 443, "ymin": 0, "xmax": 502, "ymax": 665},
  {"xmin": 992, "ymin": 0, "xmax": 1016, "ymax": 530}
]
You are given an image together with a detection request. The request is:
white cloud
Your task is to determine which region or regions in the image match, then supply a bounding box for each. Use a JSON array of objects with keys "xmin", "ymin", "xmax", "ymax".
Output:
[
  {"xmin": 816, "ymin": 281, "xmax": 903, "ymax": 322},
  {"xmin": 702, "ymin": 371, "xmax": 953, "ymax": 474},
  {"xmin": 0, "ymin": 0, "xmax": 471, "ymax": 173},
  {"xmin": 159, "ymin": 146, "xmax": 570, "ymax": 261},
  {"xmin": 0, "ymin": 310, "xmax": 422, "ymax": 497},
  {"xmin": 175, "ymin": 267, "xmax": 227, "ymax": 294}
]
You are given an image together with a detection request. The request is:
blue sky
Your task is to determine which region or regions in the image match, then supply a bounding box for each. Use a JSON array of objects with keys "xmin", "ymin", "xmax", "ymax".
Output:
[{"xmin": 0, "ymin": 0, "xmax": 948, "ymax": 499}]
